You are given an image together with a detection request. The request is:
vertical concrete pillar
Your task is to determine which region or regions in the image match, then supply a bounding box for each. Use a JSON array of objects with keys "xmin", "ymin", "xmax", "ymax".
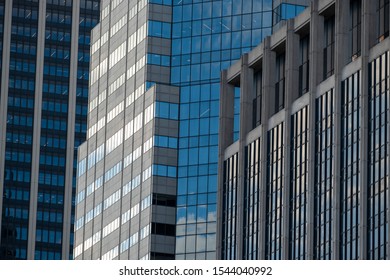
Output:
[
  {"xmin": 62, "ymin": 0, "xmax": 80, "ymax": 260},
  {"xmin": 234, "ymin": 54, "xmax": 254, "ymax": 259},
  {"xmin": 27, "ymin": 0, "xmax": 47, "ymax": 259},
  {"xmin": 331, "ymin": 0, "xmax": 349, "ymax": 260},
  {"xmin": 216, "ymin": 70, "xmax": 235, "ymax": 259},
  {"xmin": 306, "ymin": 0, "xmax": 322, "ymax": 260},
  {"xmin": 259, "ymin": 37, "xmax": 275, "ymax": 259},
  {"xmin": 358, "ymin": 0, "xmax": 376, "ymax": 260},
  {"xmin": 281, "ymin": 19, "xmax": 299, "ymax": 259}
]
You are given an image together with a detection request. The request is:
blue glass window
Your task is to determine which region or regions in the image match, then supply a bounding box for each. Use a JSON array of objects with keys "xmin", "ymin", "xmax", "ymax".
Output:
[{"xmin": 148, "ymin": 20, "xmax": 171, "ymax": 39}]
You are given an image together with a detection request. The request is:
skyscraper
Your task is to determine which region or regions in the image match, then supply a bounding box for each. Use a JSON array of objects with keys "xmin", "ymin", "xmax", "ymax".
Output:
[
  {"xmin": 74, "ymin": 0, "xmax": 307, "ymax": 260},
  {"xmin": 218, "ymin": 0, "xmax": 390, "ymax": 260},
  {"xmin": 0, "ymin": 0, "xmax": 100, "ymax": 260}
]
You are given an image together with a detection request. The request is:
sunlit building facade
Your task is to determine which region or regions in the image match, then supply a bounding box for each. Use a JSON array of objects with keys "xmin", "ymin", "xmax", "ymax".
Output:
[
  {"xmin": 0, "ymin": 0, "xmax": 100, "ymax": 259},
  {"xmin": 74, "ymin": 0, "xmax": 307, "ymax": 260},
  {"xmin": 218, "ymin": 0, "xmax": 390, "ymax": 260}
]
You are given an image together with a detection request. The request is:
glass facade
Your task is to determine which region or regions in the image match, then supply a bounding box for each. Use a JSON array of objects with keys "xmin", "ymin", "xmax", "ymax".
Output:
[
  {"xmin": 340, "ymin": 71, "xmax": 361, "ymax": 260},
  {"xmin": 75, "ymin": 0, "xmax": 306, "ymax": 260},
  {"xmin": 273, "ymin": 3, "xmax": 306, "ymax": 26},
  {"xmin": 173, "ymin": 0, "xmax": 305, "ymax": 259},
  {"xmin": 368, "ymin": 52, "xmax": 389, "ymax": 259},
  {"xmin": 265, "ymin": 123, "xmax": 284, "ymax": 260},
  {"xmin": 289, "ymin": 107, "xmax": 308, "ymax": 260},
  {"xmin": 221, "ymin": 153, "xmax": 238, "ymax": 260},
  {"xmin": 3, "ymin": 0, "xmax": 38, "ymax": 259},
  {"xmin": 1, "ymin": 0, "xmax": 99, "ymax": 260},
  {"xmin": 314, "ymin": 89, "xmax": 334, "ymax": 260},
  {"xmin": 243, "ymin": 138, "xmax": 261, "ymax": 259}
]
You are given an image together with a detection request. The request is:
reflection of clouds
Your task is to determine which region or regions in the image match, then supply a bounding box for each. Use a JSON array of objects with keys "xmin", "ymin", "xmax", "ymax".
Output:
[
  {"xmin": 187, "ymin": 213, "xmax": 196, "ymax": 224},
  {"xmin": 196, "ymin": 234, "xmax": 206, "ymax": 251},
  {"xmin": 208, "ymin": 210, "xmax": 216, "ymax": 222},
  {"xmin": 177, "ymin": 216, "xmax": 186, "ymax": 224},
  {"xmin": 176, "ymin": 236, "xmax": 185, "ymax": 254}
]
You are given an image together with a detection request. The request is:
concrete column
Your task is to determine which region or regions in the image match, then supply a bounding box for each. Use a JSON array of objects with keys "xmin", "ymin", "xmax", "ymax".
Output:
[
  {"xmin": 306, "ymin": 0, "xmax": 322, "ymax": 260},
  {"xmin": 0, "ymin": 0, "xmax": 13, "ymax": 246},
  {"xmin": 235, "ymin": 54, "xmax": 254, "ymax": 259},
  {"xmin": 331, "ymin": 0, "xmax": 349, "ymax": 260},
  {"xmin": 259, "ymin": 37, "xmax": 275, "ymax": 259},
  {"xmin": 281, "ymin": 19, "xmax": 299, "ymax": 259},
  {"xmin": 62, "ymin": 0, "xmax": 80, "ymax": 260},
  {"xmin": 358, "ymin": 0, "xmax": 375, "ymax": 260},
  {"xmin": 27, "ymin": 0, "xmax": 47, "ymax": 260}
]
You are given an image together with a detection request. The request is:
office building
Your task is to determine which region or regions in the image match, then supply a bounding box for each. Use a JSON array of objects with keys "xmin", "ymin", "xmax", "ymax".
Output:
[
  {"xmin": 218, "ymin": 0, "xmax": 390, "ymax": 260},
  {"xmin": 74, "ymin": 0, "xmax": 308, "ymax": 260},
  {"xmin": 0, "ymin": 0, "xmax": 100, "ymax": 259}
]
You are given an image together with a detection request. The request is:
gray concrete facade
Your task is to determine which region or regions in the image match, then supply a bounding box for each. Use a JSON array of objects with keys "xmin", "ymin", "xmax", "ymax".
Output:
[
  {"xmin": 74, "ymin": 0, "xmax": 178, "ymax": 260},
  {"xmin": 218, "ymin": 0, "xmax": 390, "ymax": 260}
]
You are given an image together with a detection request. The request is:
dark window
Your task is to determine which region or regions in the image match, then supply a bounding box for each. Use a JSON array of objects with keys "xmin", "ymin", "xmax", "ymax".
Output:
[
  {"xmin": 289, "ymin": 107, "xmax": 308, "ymax": 260},
  {"xmin": 221, "ymin": 153, "xmax": 238, "ymax": 260},
  {"xmin": 252, "ymin": 70, "xmax": 262, "ymax": 128},
  {"xmin": 152, "ymin": 193, "xmax": 176, "ymax": 207},
  {"xmin": 378, "ymin": 0, "xmax": 389, "ymax": 41},
  {"xmin": 299, "ymin": 35, "xmax": 309, "ymax": 96},
  {"xmin": 340, "ymin": 71, "xmax": 361, "ymax": 260},
  {"xmin": 243, "ymin": 138, "xmax": 260, "ymax": 259},
  {"xmin": 350, "ymin": 0, "xmax": 361, "ymax": 58},
  {"xmin": 265, "ymin": 123, "xmax": 284, "ymax": 260},
  {"xmin": 151, "ymin": 222, "xmax": 175, "ymax": 236},
  {"xmin": 367, "ymin": 53, "xmax": 389, "ymax": 260},
  {"xmin": 323, "ymin": 16, "xmax": 335, "ymax": 80},
  {"xmin": 314, "ymin": 90, "xmax": 334, "ymax": 260},
  {"xmin": 150, "ymin": 252, "xmax": 175, "ymax": 260},
  {"xmin": 275, "ymin": 53, "xmax": 285, "ymax": 114}
]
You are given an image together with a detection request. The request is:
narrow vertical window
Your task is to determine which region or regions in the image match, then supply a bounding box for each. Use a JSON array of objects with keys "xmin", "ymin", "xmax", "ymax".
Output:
[
  {"xmin": 323, "ymin": 16, "xmax": 335, "ymax": 80},
  {"xmin": 350, "ymin": 0, "xmax": 361, "ymax": 59},
  {"xmin": 378, "ymin": 0, "xmax": 389, "ymax": 41},
  {"xmin": 275, "ymin": 53, "xmax": 285, "ymax": 114},
  {"xmin": 299, "ymin": 35, "xmax": 309, "ymax": 96},
  {"xmin": 252, "ymin": 70, "xmax": 262, "ymax": 128}
]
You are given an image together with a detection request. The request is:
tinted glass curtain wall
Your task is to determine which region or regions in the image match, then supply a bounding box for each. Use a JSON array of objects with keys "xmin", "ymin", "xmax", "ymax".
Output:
[
  {"xmin": 73, "ymin": 0, "xmax": 307, "ymax": 260},
  {"xmin": 0, "ymin": 0, "xmax": 99, "ymax": 260},
  {"xmin": 172, "ymin": 0, "xmax": 304, "ymax": 260}
]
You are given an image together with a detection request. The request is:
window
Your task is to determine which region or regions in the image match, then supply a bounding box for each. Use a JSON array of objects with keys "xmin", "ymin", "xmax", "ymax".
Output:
[
  {"xmin": 243, "ymin": 139, "xmax": 260, "ymax": 259},
  {"xmin": 265, "ymin": 124, "xmax": 284, "ymax": 260},
  {"xmin": 148, "ymin": 20, "xmax": 171, "ymax": 39},
  {"xmin": 340, "ymin": 72, "xmax": 361, "ymax": 260},
  {"xmin": 350, "ymin": 0, "xmax": 361, "ymax": 58},
  {"xmin": 275, "ymin": 53, "xmax": 285, "ymax": 114},
  {"xmin": 377, "ymin": 0, "xmax": 389, "ymax": 41},
  {"xmin": 314, "ymin": 90, "xmax": 334, "ymax": 260},
  {"xmin": 299, "ymin": 35, "xmax": 309, "ymax": 96},
  {"xmin": 222, "ymin": 153, "xmax": 238, "ymax": 259},
  {"xmin": 323, "ymin": 16, "xmax": 335, "ymax": 79},
  {"xmin": 289, "ymin": 107, "xmax": 308, "ymax": 259},
  {"xmin": 155, "ymin": 101, "xmax": 178, "ymax": 120},
  {"xmin": 367, "ymin": 53, "xmax": 389, "ymax": 259},
  {"xmin": 252, "ymin": 70, "xmax": 262, "ymax": 128}
]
